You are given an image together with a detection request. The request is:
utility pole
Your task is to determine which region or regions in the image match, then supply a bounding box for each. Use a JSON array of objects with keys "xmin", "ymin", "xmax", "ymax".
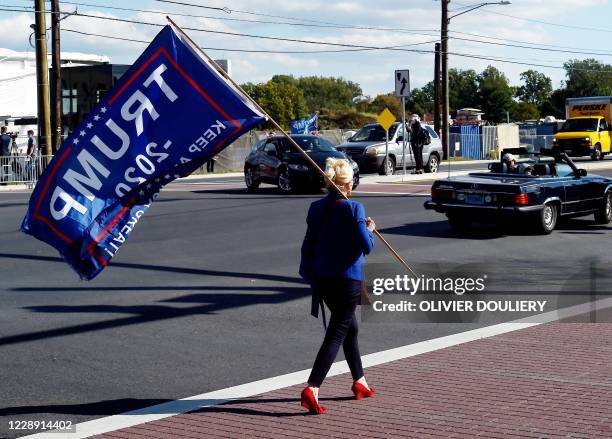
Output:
[
  {"xmin": 441, "ymin": 0, "xmax": 449, "ymax": 161},
  {"xmin": 34, "ymin": 0, "xmax": 52, "ymax": 156},
  {"xmin": 434, "ymin": 42, "xmax": 441, "ymax": 136},
  {"xmin": 50, "ymin": 0, "xmax": 62, "ymax": 153}
]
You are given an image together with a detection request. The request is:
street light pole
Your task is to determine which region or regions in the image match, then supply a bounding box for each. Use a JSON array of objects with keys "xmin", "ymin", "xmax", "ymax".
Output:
[
  {"xmin": 434, "ymin": 42, "xmax": 441, "ymax": 136},
  {"xmin": 34, "ymin": 0, "xmax": 52, "ymax": 156},
  {"xmin": 441, "ymin": 0, "xmax": 449, "ymax": 161},
  {"xmin": 439, "ymin": 0, "xmax": 511, "ymax": 163},
  {"xmin": 50, "ymin": 0, "xmax": 62, "ymax": 154}
]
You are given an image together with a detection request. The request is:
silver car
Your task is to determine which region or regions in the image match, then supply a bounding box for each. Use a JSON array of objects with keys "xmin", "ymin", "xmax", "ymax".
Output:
[{"xmin": 336, "ymin": 122, "xmax": 443, "ymax": 175}]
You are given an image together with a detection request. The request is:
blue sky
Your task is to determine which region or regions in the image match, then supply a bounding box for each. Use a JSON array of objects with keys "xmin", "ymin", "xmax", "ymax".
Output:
[{"xmin": 1, "ymin": 0, "xmax": 611, "ymax": 97}]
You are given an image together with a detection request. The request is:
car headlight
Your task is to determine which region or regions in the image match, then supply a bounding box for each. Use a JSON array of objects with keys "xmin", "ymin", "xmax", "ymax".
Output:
[
  {"xmin": 365, "ymin": 146, "xmax": 378, "ymax": 157},
  {"xmin": 351, "ymin": 160, "xmax": 359, "ymax": 169}
]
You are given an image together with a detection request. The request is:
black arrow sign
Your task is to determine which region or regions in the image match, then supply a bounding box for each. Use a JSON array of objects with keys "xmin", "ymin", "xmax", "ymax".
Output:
[{"xmin": 400, "ymin": 77, "xmax": 408, "ymax": 95}]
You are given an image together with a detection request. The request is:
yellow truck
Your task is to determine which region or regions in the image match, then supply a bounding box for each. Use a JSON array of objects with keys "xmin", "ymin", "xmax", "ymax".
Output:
[{"xmin": 552, "ymin": 96, "xmax": 612, "ymax": 160}]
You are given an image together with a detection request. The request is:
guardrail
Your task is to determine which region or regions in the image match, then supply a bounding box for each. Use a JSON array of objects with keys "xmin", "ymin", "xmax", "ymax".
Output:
[{"xmin": 0, "ymin": 155, "xmax": 53, "ymax": 187}]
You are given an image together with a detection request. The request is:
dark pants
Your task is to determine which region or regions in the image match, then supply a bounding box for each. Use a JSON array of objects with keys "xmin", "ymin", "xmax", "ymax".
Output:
[
  {"xmin": 412, "ymin": 143, "xmax": 424, "ymax": 170},
  {"xmin": 206, "ymin": 159, "xmax": 215, "ymax": 172},
  {"xmin": 308, "ymin": 277, "xmax": 364, "ymax": 387}
]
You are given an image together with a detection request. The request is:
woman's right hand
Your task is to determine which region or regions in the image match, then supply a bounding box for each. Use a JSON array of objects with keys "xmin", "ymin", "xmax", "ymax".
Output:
[{"xmin": 366, "ymin": 217, "xmax": 376, "ymax": 232}]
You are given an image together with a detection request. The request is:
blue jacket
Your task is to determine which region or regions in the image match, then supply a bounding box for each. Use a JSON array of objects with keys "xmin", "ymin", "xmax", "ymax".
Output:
[
  {"xmin": 0, "ymin": 134, "xmax": 11, "ymax": 157},
  {"xmin": 299, "ymin": 193, "xmax": 374, "ymax": 283}
]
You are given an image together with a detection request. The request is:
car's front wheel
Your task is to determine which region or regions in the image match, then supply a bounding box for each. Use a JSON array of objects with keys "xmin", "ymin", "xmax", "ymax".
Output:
[
  {"xmin": 594, "ymin": 192, "xmax": 612, "ymax": 224},
  {"xmin": 379, "ymin": 156, "xmax": 395, "ymax": 176},
  {"xmin": 534, "ymin": 202, "xmax": 558, "ymax": 234},
  {"xmin": 352, "ymin": 173, "xmax": 360, "ymax": 190},
  {"xmin": 244, "ymin": 166, "xmax": 260, "ymax": 191},
  {"xmin": 277, "ymin": 168, "xmax": 293, "ymax": 194},
  {"xmin": 425, "ymin": 153, "xmax": 440, "ymax": 173},
  {"xmin": 591, "ymin": 144, "xmax": 602, "ymax": 161}
]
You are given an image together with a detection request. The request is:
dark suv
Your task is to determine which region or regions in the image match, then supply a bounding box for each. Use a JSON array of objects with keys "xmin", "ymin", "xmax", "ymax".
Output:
[{"xmin": 244, "ymin": 135, "xmax": 359, "ymax": 193}]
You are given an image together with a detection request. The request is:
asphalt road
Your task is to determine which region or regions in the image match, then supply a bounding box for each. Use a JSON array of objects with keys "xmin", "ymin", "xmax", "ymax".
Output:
[{"xmin": 1, "ymin": 171, "xmax": 611, "ymax": 438}]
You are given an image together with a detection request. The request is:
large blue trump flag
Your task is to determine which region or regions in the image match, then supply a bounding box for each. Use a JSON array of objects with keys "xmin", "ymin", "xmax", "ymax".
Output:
[{"xmin": 22, "ymin": 24, "xmax": 266, "ymax": 279}]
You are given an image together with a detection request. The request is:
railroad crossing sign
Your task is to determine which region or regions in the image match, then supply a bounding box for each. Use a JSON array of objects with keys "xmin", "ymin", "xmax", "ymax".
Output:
[
  {"xmin": 395, "ymin": 69, "xmax": 410, "ymax": 97},
  {"xmin": 377, "ymin": 107, "xmax": 396, "ymax": 131}
]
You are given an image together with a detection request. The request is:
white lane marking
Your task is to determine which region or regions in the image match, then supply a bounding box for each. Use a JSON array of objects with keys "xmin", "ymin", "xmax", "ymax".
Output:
[{"xmin": 23, "ymin": 297, "xmax": 612, "ymax": 439}]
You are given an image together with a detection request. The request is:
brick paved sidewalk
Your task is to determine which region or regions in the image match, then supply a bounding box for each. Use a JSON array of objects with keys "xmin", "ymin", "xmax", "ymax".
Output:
[{"xmin": 93, "ymin": 323, "xmax": 612, "ymax": 439}]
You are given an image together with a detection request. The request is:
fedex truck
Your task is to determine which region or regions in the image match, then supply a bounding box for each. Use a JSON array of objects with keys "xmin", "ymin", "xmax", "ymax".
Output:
[{"xmin": 552, "ymin": 96, "xmax": 612, "ymax": 160}]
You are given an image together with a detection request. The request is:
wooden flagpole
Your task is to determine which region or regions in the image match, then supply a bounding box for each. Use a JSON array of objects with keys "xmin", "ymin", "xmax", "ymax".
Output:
[{"xmin": 166, "ymin": 16, "xmax": 417, "ymax": 278}]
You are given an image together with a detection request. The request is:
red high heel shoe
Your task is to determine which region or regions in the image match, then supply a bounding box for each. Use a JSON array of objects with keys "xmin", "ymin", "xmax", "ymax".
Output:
[
  {"xmin": 352, "ymin": 380, "xmax": 375, "ymax": 399},
  {"xmin": 300, "ymin": 386, "xmax": 326, "ymax": 414}
]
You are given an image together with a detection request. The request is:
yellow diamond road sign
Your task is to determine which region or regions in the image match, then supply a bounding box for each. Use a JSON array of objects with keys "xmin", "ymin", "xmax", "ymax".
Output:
[{"xmin": 377, "ymin": 108, "xmax": 396, "ymax": 131}]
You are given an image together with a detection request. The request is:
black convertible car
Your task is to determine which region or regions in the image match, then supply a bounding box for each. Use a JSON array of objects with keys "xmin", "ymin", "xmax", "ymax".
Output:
[
  {"xmin": 424, "ymin": 148, "xmax": 612, "ymax": 234},
  {"xmin": 244, "ymin": 134, "xmax": 359, "ymax": 193}
]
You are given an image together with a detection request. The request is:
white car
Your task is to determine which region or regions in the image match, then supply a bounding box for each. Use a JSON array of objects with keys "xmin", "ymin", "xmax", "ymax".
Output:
[{"xmin": 336, "ymin": 122, "xmax": 443, "ymax": 175}]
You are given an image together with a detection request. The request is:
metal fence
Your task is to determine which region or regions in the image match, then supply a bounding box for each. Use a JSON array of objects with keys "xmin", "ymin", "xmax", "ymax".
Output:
[
  {"xmin": 449, "ymin": 132, "xmax": 555, "ymax": 160},
  {"xmin": 0, "ymin": 155, "xmax": 53, "ymax": 187}
]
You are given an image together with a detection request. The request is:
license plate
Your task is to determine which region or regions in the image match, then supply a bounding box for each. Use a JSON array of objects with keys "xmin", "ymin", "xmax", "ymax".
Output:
[{"xmin": 466, "ymin": 194, "xmax": 484, "ymax": 205}]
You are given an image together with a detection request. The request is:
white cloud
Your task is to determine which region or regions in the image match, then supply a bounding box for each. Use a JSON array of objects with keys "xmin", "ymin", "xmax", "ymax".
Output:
[
  {"xmin": 0, "ymin": 0, "xmax": 607, "ymax": 95},
  {"xmin": 0, "ymin": 13, "xmax": 35, "ymax": 52}
]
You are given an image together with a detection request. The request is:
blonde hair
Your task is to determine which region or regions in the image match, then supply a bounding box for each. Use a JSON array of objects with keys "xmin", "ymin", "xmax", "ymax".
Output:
[{"xmin": 325, "ymin": 158, "xmax": 354, "ymax": 192}]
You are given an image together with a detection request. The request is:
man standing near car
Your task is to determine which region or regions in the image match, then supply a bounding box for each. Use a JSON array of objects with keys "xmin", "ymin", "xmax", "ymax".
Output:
[{"xmin": 410, "ymin": 115, "xmax": 424, "ymax": 174}]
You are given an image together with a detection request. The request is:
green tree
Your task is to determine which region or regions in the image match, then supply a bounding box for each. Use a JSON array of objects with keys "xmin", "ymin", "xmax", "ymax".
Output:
[
  {"xmin": 449, "ymin": 68, "xmax": 479, "ymax": 112},
  {"xmin": 477, "ymin": 66, "xmax": 514, "ymax": 123},
  {"xmin": 563, "ymin": 59, "xmax": 612, "ymax": 97},
  {"xmin": 406, "ymin": 86, "xmax": 434, "ymax": 118},
  {"xmin": 542, "ymin": 88, "xmax": 568, "ymax": 119},
  {"xmin": 242, "ymin": 81, "xmax": 307, "ymax": 128},
  {"xmin": 516, "ymin": 70, "xmax": 552, "ymax": 108},
  {"xmin": 272, "ymin": 76, "xmax": 362, "ymax": 113},
  {"xmin": 510, "ymin": 102, "xmax": 540, "ymax": 122},
  {"xmin": 367, "ymin": 94, "xmax": 403, "ymax": 118}
]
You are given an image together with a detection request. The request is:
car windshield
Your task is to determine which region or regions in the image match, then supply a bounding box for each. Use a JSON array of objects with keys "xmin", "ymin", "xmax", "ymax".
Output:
[
  {"xmin": 349, "ymin": 124, "xmax": 398, "ymax": 142},
  {"xmin": 558, "ymin": 118, "xmax": 598, "ymax": 132},
  {"xmin": 496, "ymin": 151, "xmax": 573, "ymax": 177},
  {"xmin": 291, "ymin": 136, "xmax": 336, "ymax": 152}
]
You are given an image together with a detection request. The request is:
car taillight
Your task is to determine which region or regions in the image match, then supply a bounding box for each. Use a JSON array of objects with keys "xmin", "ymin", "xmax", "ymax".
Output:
[
  {"xmin": 431, "ymin": 187, "xmax": 454, "ymax": 201},
  {"xmin": 515, "ymin": 193, "xmax": 529, "ymax": 205}
]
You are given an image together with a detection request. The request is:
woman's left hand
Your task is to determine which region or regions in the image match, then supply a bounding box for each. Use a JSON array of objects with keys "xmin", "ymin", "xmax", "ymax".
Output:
[{"xmin": 366, "ymin": 217, "xmax": 376, "ymax": 232}]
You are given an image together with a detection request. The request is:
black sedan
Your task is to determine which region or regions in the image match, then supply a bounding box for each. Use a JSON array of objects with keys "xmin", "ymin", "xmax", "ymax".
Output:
[
  {"xmin": 244, "ymin": 135, "xmax": 360, "ymax": 193},
  {"xmin": 424, "ymin": 148, "xmax": 612, "ymax": 234}
]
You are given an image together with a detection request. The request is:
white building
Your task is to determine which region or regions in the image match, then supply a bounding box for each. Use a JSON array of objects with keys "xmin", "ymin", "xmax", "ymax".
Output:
[{"xmin": 0, "ymin": 48, "xmax": 110, "ymax": 119}]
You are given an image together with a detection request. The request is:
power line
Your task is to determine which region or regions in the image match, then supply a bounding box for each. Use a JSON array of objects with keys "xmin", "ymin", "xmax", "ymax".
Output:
[
  {"xmin": 8, "ymin": 1, "xmax": 612, "ymax": 57},
  {"xmin": 453, "ymin": 1, "xmax": 612, "ymax": 34},
  {"xmin": 451, "ymin": 35, "xmax": 612, "ymax": 58},
  {"xmin": 2, "ymin": 6, "xmax": 612, "ymax": 74},
  {"xmin": 62, "ymin": 28, "xmax": 440, "ymax": 53},
  {"xmin": 55, "ymin": 19, "xmax": 608, "ymax": 74}
]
